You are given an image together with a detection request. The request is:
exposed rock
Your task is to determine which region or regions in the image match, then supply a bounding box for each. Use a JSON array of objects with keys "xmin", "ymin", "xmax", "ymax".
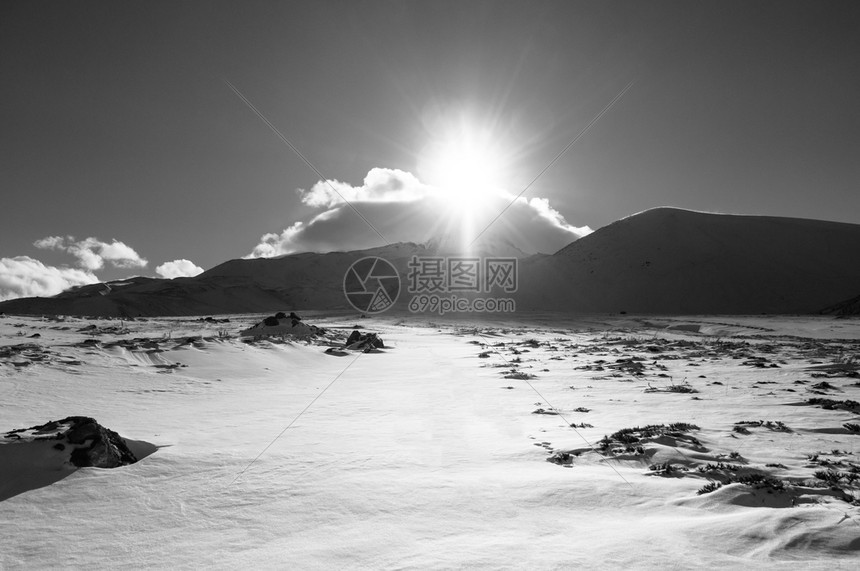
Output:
[
  {"xmin": 344, "ymin": 330, "xmax": 384, "ymax": 351},
  {"xmin": 239, "ymin": 313, "xmax": 323, "ymax": 339},
  {"xmin": 324, "ymin": 347, "xmax": 350, "ymax": 357},
  {"xmin": 199, "ymin": 316, "xmax": 230, "ymax": 323},
  {"xmin": 4, "ymin": 416, "xmax": 140, "ymax": 468},
  {"xmin": 1, "ymin": 416, "xmax": 156, "ymax": 501}
]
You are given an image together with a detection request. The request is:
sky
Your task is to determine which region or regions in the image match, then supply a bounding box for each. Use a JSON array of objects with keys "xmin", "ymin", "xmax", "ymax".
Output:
[{"xmin": 2, "ymin": 0, "xmax": 859, "ymax": 299}]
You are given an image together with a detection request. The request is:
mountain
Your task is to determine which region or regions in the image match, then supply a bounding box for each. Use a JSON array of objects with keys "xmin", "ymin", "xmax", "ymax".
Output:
[
  {"xmin": 0, "ymin": 243, "xmax": 435, "ymax": 317},
  {"xmin": 516, "ymin": 207, "xmax": 860, "ymax": 314},
  {"xmin": 1, "ymin": 207, "xmax": 858, "ymax": 317},
  {"xmin": 820, "ymin": 293, "xmax": 860, "ymax": 317}
]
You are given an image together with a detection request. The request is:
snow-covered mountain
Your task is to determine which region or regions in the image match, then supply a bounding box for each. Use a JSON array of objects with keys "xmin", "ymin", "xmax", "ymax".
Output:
[
  {"xmin": 517, "ymin": 207, "xmax": 860, "ymax": 314},
  {"xmin": 0, "ymin": 243, "xmax": 436, "ymax": 317},
  {"xmin": 1, "ymin": 207, "xmax": 858, "ymax": 316}
]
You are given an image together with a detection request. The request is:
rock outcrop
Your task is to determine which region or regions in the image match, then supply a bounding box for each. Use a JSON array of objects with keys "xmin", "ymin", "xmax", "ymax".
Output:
[
  {"xmin": 344, "ymin": 330, "xmax": 385, "ymax": 351},
  {"xmin": 239, "ymin": 312, "xmax": 322, "ymax": 339},
  {"xmin": 1, "ymin": 416, "xmax": 155, "ymax": 501},
  {"xmin": 3, "ymin": 416, "xmax": 140, "ymax": 468}
]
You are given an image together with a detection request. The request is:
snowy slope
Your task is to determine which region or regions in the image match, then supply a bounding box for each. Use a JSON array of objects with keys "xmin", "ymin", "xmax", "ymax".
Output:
[
  {"xmin": 1, "ymin": 314, "xmax": 859, "ymax": 568},
  {"xmin": 0, "ymin": 244, "xmax": 433, "ymax": 317},
  {"xmin": 518, "ymin": 207, "xmax": 860, "ymax": 314}
]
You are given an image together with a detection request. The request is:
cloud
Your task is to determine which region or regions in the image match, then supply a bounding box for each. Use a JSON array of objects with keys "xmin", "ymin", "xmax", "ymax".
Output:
[
  {"xmin": 0, "ymin": 256, "xmax": 99, "ymax": 301},
  {"xmin": 34, "ymin": 236, "xmax": 148, "ymax": 270},
  {"xmin": 33, "ymin": 236, "xmax": 66, "ymax": 250},
  {"xmin": 249, "ymin": 224, "xmax": 305, "ymax": 259},
  {"xmin": 155, "ymin": 259, "xmax": 204, "ymax": 279},
  {"xmin": 247, "ymin": 168, "xmax": 591, "ymax": 257},
  {"xmin": 1, "ymin": 236, "xmax": 150, "ymax": 301},
  {"xmin": 299, "ymin": 167, "xmax": 430, "ymax": 208}
]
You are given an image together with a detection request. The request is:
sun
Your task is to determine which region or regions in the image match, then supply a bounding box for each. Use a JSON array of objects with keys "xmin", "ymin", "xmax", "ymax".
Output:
[
  {"xmin": 432, "ymin": 140, "xmax": 501, "ymax": 199},
  {"xmin": 418, "ymin": 121, "xmax": 507, "ymax": 209},
  {"xmin": 415, "ymin": 113, "xmax": 520, "ymax": 251}
]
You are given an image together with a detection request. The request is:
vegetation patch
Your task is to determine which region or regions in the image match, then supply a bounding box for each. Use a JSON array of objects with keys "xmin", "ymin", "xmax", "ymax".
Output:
[
  {"xmin": 733, "ymin": 420, "xmax": 791, "ymax": 433},
  {"xmin": 696, "ymin": 474, "xmax": 787, "ymax": 496},
  {"xmin": 697, "ymin": 482, "xmax": 723, "ymax": 495},
  {"xmin": 597, "ymin": 423, "xmax": 700, "ymax": 454},
  {"xmin": 697, "ymin": 462, "xmax": 742, "ymax": 474},
  {"xmin": 644, "ymin": 379, "xmax": 698, "ymax": 394},
  {"xmin": 805, "ymin": 398, "xmax": 860, "ymax": 412},
  {"xmin": 813, "ymin": 469, "xmax": 859, "ymax": 485},
  {"xmin": 504, "ymin": 371, "xmax": 537, "ymax": 380},
  {"xmin": 810, "ymin": 381, "xmax": 837, "ymax": 391},
  {"xmin": 648, "ymin": 462, "xmax": 688, "ymax": 476},
  {"xmin": 734, "ymin": 474, "xmax": 786, "ymax": 492},
  {"xmin": 546, "ymin": 450, "xmax": 581, "ymax": 466}
]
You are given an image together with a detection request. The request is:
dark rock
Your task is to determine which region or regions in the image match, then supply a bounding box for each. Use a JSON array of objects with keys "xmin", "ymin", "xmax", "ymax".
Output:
[
  {"xmin": 7, "ymin": 416, "xmax": 140, "ymax": 468},
  {"xmin": 64, "ymin": 417, "xmax": 139, "ymax": 467},
  {"xmin": 263, "ymin": 316, "xmax": 279, "ymax": 326},
  {"xmin": 344, "ymin": 330, "xmax": 385, "ymax": 351}
]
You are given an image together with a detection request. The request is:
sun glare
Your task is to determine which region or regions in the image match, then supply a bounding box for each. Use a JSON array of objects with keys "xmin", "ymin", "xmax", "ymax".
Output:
[
  {"xmin": 432, "ymin": 140, "xmax": 501, "ymax": 199},
  {"xmin": 419, "ymin": 113, "xmax": 509, "ymax": 192},
  {"xmin": 416, "ymin": 113, "xmax": 522, "ymax": 251}
]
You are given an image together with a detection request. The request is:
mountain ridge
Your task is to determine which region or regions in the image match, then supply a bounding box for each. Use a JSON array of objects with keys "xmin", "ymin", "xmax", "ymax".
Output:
[
  {"xmin": 517, "ymin": 207, "xmax": 860, "ymax": 314},
  {"xmin": 1, "ymin": 207, "xmax": 858, "ymax": 316}
]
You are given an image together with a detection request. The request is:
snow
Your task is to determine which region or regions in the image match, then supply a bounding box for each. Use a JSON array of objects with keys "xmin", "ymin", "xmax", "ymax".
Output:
[{"xmin": 1, "ymin": 313, "xmax": 859, "ymax": 568}]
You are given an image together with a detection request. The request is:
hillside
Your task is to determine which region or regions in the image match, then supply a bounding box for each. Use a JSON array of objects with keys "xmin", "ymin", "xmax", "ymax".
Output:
[
  {"xmin": 518, "ymin": 207, "xmax": 860, "ymax": 314},
  {"xmin": 1, "ymin": 208, "xmax": 858, "ymax": 316},
  {"xmin": 0, "ymin": 244, "xmax": 434, "ymax": 317}
]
